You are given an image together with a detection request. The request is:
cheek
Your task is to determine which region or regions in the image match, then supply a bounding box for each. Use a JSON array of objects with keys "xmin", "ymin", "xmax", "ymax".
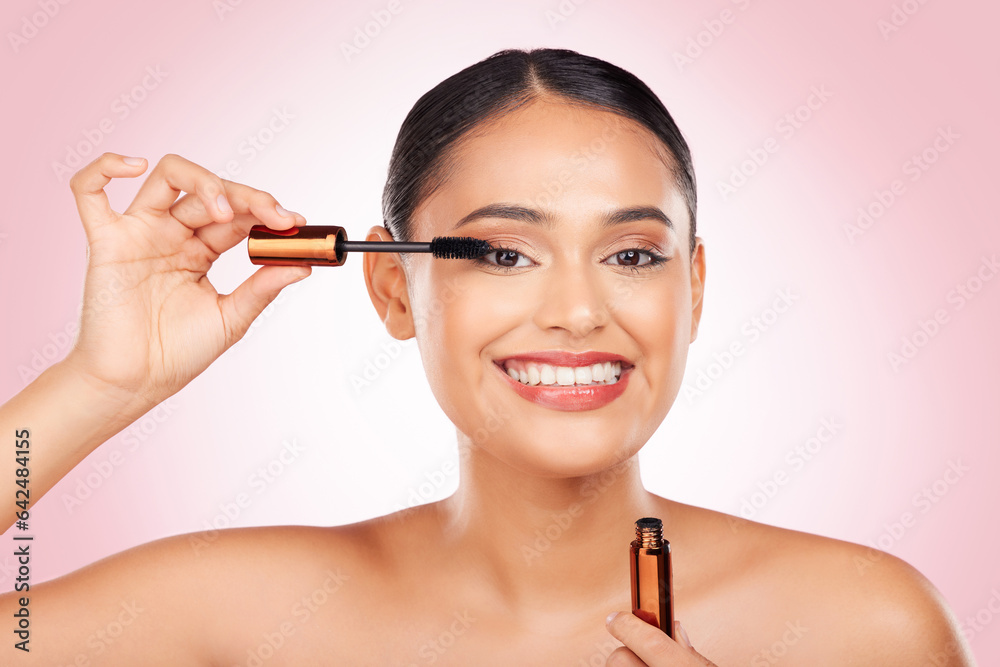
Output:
[
  {"xmin": 433, "ymin": 271, "xmax": 529, "ymax": 348},
  {"xmin": 414, "ymin": 272, "xmax": 511, "ymax": 386},
  {"xmin": 413, "ymin": 277, "xmax": 523, "ymax": 442},
  {"xmin": 618, "ymin": 278, "xmax": 691, "ymax": 377}
]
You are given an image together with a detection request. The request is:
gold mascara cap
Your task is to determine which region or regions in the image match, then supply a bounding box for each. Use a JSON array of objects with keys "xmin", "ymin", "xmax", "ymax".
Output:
[{"xmin": 248, "ymin": 225, "xmax": 348, "ymax": 267}]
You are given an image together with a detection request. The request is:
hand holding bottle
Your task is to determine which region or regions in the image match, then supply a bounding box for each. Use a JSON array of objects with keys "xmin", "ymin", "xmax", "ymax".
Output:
[{"xmin": 605, "ymin": 613, "xmax": 717, "ymax": 666}]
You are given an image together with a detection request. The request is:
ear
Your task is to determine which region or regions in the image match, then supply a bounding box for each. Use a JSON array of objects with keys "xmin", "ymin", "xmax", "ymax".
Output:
[
  {"xmin": 362, "ymin": 225, "xmax": 415, "ymax": 340},
  {"xmin": 689, "ymin": 237, "xmax": 706, "ymax": 342}
]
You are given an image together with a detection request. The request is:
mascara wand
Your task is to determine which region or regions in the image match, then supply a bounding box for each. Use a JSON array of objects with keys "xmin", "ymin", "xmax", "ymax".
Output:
[{"xmin": 247, "ymin": 225, "xmax": 495, "ymax": 266}]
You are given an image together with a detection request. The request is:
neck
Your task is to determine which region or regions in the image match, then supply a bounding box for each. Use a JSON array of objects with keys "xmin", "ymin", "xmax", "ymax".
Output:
[{"xmin": 434, "ymin": 433, "xmax": 669, "ymax": 617}]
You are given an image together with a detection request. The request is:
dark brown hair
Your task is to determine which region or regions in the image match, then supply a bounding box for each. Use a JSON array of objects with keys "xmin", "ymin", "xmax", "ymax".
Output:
[{"xmin": 382, "ymin": 47, "xmax": 698, "ymax": 255}]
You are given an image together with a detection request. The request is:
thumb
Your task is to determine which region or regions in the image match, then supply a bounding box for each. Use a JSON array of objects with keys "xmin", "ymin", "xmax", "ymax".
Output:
[
  {"xmin": 219, "ymin": 265, "xmax": 310, "ymax": 345},
  {"xmin": 674, "ymin": 620, "xmax": 719, "ymax": 666},
  {"xmin": 70, "ymin": 152, "xmax": 148, "ymax": 238},
  {"xmin": 674, "ymin": 620, "xmax": 693, "ymax": 649}
]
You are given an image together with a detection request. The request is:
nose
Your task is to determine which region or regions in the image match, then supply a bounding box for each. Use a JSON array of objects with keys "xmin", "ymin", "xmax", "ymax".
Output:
[{"xmin": 532, "ymin": 257, "xmax": 613, "ymax": 338}]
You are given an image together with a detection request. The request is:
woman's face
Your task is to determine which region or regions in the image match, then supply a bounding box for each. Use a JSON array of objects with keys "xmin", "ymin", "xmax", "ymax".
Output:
[{"xmin": 366, "ymin": 97, "xmax": 705, "ymax": 477}]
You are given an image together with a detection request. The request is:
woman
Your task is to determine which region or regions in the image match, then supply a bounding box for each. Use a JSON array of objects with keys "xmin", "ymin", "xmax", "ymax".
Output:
[{"xmin": 0, "ymin": 48, "xmax": 974, "ymax": 666}]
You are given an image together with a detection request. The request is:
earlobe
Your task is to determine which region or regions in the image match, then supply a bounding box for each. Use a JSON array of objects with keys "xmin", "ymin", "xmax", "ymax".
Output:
[
  {"xmin": 362, "ymin": 225, "xmax": 415, "ymax": 340},
  {"xmin": 689, "ymin": 238, "xmax": 706, "ymax": 342}
]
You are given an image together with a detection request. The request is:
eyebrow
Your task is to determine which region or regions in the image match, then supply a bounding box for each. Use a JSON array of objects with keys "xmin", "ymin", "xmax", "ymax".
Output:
[{"xmin": 452, "ymin": 203, "xmax": 675, "ymax": 233}]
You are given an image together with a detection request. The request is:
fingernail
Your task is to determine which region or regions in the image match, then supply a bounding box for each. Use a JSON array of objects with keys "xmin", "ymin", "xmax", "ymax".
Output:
[
  {"xmin": 217, "ymin": 193, "xmax": 233, "ymax": 215},
  {"xmin": 605, "ymin": 611, "xmax": 620, "ymax": 626},
  {"xmin": 123, "ymin": 156, "xmax": 144, "ymax": 166},
  {"xmin": 679, "ymin": 621, "xmax": 692, "ymax": 648},
  {"xmin": 275, "ymin": 204, "xmax": 293, "ymax": 217}
]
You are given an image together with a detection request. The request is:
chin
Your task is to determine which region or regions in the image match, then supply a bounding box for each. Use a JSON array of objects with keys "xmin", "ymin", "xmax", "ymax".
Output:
[{"xmin": 489, "ymin": 432, "xmax": 639, "ymax": 479}]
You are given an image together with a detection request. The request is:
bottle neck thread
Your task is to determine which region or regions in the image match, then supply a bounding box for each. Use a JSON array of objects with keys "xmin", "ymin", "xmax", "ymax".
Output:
[{"xmin": 635, "ymin": 517, "xmax": 663, "ymax": 548}]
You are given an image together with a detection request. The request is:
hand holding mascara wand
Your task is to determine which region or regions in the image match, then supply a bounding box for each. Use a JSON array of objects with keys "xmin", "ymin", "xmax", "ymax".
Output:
[{"xmin": 247, "ymin": 224, "xmax": 496, "ymax": 266}]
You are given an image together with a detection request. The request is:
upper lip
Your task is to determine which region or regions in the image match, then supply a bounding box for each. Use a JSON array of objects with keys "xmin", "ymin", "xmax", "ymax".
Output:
[{"xmin": 494, "ymin": 351, "xmax": 634, "ymax": 368}]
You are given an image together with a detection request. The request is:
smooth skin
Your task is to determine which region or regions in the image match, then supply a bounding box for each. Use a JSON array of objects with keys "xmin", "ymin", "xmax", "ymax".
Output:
[{"xmin": 0, "ymin": 97, "xmax": 976, "ymax": 665}]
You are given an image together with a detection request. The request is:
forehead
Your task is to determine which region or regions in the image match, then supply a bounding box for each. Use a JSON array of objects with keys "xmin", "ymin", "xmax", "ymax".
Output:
[{"xmin": 413, "ymin": 99, "xmax": 689, "ymax": 238}]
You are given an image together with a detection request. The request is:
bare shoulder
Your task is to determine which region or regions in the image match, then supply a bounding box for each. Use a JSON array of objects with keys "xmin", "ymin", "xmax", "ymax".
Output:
[
  {"xmin": 6, "ymin": 520, "xmax": 385, "ymax": 665},
  {"xmin": 667, "ymin": 500, "xmax": 975, "ymax": 666}
]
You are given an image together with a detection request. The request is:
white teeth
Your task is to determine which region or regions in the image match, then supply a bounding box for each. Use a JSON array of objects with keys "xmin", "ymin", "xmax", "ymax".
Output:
[
  {"xmin": 592, "ymin": 362, "xmax": 605, "ymax": 382},
  {"xmin": 556, "ymin": 366, "xmax": 575, "ymax": 385},
  {"xmin": 539, "ymin": 364, "xmax": 556, "ymax": 385},
  {"xmin": 503, "ymin": 360, "xmax": 623, "ymax": 387}
]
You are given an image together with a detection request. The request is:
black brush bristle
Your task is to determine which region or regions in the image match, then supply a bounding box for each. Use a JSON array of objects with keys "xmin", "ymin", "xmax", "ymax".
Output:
[{"xmin": 429, "ymin": 236, "xmax": 495, "ymax": 260}]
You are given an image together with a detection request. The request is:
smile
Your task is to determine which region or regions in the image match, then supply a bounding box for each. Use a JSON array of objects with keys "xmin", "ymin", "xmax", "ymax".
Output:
[
  {"xmin": 501, "ymin": 359, "xmax": 623, "ymax": 387},
  {"xmin": 492, "ymin": 352, "xmax": 633, "ymax": 412}
]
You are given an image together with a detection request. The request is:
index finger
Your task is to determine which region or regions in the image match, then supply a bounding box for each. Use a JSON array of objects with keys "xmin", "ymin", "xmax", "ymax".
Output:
[
  {"xmin": 69, "ymin": 152, "xmax": 148, "ymax": 237},
  {"xmin": 124, "ymin": 153, "xmax": 233, "ymax": 227},
  {"xmin": 606, "ymin": 611, "xmax": 682, "ymax": 666},
  {"xmin": 188, "ymin": 180, "xmax": 307, "ymax": 255}
]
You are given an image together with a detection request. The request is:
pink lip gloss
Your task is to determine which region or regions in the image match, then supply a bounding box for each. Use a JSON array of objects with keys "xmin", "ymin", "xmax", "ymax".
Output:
[
  {"xmin": 630, "ymin": 517, "xmax": 673, "ymax": 637},
  {"xmin": 495, "ymin": 361, "xmax": 631, "ymax": 411}
]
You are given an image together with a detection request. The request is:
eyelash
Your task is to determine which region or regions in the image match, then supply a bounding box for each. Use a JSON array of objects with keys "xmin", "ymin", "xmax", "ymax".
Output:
[{"xmin": 473, "ymin": 245, "xmax": 670, "ymax": 274}]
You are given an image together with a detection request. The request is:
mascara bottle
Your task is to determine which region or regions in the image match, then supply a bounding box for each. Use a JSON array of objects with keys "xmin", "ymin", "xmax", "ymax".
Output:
[
  {"xmin": 630, "ymin": 517, "xmax": 673, "ymax": 637},
  {"xmin": 246, "ymin": 225, "xmax": 494, "ymax": 266}
]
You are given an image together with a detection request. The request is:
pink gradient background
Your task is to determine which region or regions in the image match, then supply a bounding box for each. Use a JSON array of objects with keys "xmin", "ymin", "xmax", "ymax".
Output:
[{"xmin": 2, "ymin": 0, "xmax": 998, "ymax": 662}]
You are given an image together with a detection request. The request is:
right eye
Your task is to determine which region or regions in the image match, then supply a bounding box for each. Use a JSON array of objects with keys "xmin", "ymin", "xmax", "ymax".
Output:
[{"xmin": 475, "ymin": 247, "xmax": 535, "ymax": 273}]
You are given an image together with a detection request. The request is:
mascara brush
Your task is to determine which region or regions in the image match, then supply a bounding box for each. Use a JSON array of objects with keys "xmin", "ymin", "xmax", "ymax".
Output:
[{"xmin": 247, "ymin": 225, "xmax": 494, "ymax": 266}]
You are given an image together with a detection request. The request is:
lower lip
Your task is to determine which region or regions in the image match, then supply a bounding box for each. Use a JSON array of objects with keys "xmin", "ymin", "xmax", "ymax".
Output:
[{"xmin": 493, "ymin": 362, "xmax": 631, "ymax": 412}]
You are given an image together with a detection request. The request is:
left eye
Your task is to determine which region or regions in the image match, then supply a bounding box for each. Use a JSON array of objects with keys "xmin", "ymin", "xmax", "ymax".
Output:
[{"xmin": 606, "ymin": 249, "xmax": 656, "ymax": 267}]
